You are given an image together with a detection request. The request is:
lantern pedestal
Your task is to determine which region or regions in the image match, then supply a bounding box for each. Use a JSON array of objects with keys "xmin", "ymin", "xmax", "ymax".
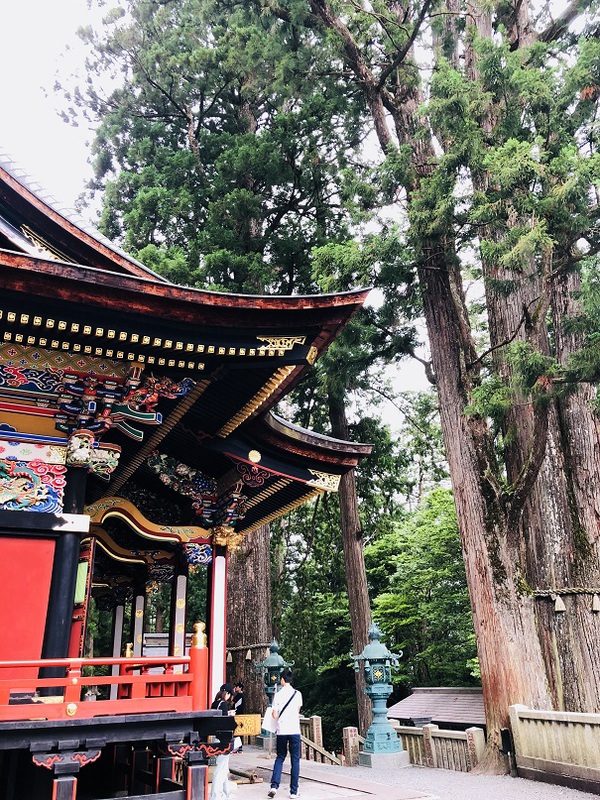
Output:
[{"xmin": 359, "ymin": 750, "xmax": 410, "ymax": 768}]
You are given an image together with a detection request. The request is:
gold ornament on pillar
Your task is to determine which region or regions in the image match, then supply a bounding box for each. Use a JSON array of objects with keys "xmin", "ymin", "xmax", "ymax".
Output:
[
  {"xmin": 212, "ymin": 524, "xmax": 244, "ymax": 552},
  {"xmin": 191, "ymin": 621, "xmax": 207, "ymax": 648}
]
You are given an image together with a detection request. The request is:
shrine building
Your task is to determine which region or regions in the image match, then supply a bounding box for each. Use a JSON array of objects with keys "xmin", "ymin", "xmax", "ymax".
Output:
[{"xmin": 0, "ymin": 155, "xmax": 371, "ymax": 800}]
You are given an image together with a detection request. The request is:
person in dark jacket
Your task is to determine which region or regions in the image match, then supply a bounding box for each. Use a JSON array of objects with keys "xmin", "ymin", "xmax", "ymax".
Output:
[
  {"xmin": 210, "ymin": 684, "xmax": 234, "ymax": 800},
  {"xmin": 211, "ymin": 684, "xmax": 234, "ymax": 714},
  {"xmin": 232, "ymin": 681, "xmax": 245, "ymax": 753},
  {"xmin": 233, "ymin": 681, "xmax": 245, "ymax": 714}
]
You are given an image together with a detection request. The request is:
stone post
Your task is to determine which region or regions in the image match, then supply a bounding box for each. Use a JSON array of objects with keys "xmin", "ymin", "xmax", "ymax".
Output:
[
  {"xmin": 465, "ymin": 727, "xmax": 486, "ymax": 769},
  {"xmin": 309, "ymin": 716, "xmax": 323, "ymax": 749},
  {"xmin": 422, "ymin": 724, "xmax": 438, "ymax": 767},
  {"xmin": 343, "ymin": 726, "xmax": 360, "ymax": 767}
]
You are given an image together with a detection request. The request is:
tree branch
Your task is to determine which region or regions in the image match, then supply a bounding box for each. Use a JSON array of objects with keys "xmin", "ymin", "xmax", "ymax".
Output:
[
  {"xmin": 538, "ymin": 0, "xmax": 587, "ymax": 42},
  {"xmin": 377, "ymin": 0, "xmax": 433, "ymax": 90},
  {"xmin": 307, "ymin": 0, "xmax": 396, "ymax": 151}
]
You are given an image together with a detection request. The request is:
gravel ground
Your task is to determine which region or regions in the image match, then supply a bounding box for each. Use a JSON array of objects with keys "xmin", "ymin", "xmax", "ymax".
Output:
[
  {"xmin": 320, "ymin": 761, "xmax": 595, "ymax": 800},
  {"xmin": 240, "ymin": 746, "xmax": 595, "ymax": 800}
]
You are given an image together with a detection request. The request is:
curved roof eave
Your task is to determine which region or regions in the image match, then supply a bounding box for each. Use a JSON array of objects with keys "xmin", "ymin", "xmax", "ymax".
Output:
[
  {"xmin": 264, "ymin": 412, "xmax": 373, "ymax": 457},
  {"xmin": 0, "ymin": 248, "xmax": 370, "ymax": 318}
]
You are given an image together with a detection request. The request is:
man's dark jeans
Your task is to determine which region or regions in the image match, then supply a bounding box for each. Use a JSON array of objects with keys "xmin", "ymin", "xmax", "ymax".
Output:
[{"xmin": 270, "ymin": 734, "xmax": 301, "ymax": 794}]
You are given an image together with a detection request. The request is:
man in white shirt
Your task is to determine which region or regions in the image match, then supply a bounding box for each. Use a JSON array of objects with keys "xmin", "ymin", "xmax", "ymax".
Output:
[{"xmin": 267, "ymin": 668, "xmax": 303, "ymax": 799}]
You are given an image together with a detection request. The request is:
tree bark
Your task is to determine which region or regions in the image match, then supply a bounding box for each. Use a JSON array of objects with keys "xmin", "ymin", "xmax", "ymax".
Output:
[
  {"xmin": 226, "ymin": 524, "xmax": 273, "ymax": 714},
  {"xmin": 328, "ymin": 392, "xmax": 372, "ymax": 736},
  {"xmin": 417, "ymin": 239, "xmax": 552, "ymax": 771}
]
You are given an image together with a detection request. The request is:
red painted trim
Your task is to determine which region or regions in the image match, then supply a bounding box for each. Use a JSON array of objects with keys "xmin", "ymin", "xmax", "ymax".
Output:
[
  {"xmin": 0, "ymin": 252, "xmax": 369, "ymax": 325},
  {"xmin": 0, "ymin": 401, "xmax": 56, "ymax": 416}
]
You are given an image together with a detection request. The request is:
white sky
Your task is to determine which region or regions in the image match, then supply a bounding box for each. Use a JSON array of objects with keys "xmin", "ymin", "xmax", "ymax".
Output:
[{"xmin": 1, "ymin": 1, "xmax": 96, "ymax": 210}]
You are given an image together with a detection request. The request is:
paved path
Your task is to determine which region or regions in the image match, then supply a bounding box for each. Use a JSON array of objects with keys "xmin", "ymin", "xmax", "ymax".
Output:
[{"xmin": 225, "ymin": 746, "xmax": 594, "ymax": 800}]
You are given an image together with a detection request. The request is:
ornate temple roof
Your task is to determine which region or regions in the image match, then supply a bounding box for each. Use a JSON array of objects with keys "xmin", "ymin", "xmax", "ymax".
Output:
[{"xmin": 0, "ymin": 155, "xmax": 372, "ymax": 577}]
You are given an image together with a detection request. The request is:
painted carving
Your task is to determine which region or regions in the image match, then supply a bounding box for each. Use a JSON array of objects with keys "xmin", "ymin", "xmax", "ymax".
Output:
[
  {"xmin": 236, "ymin": 461, "xmax": 272, "ymax": 488},
  {"xmin": 90, "ymin": 443, "xmax": 121, "ymax": 480},
  {"xmin": 32, "ymin": 753, "xmax": 64, "ymax": 770},
  {"xmin": 0, "ymin": 427, "xmax": 120, "ymax": 478},
  {"xmin": 306, "ymin": 469, "xmax": 341, "ymax": 492},
  {"xmin": 256, "ymin": 335, "xmax": 306, "ymax": 352},
  {"xmin": 184, "ymin": 543, "xmax": 213, "ymax": 566},
  {"xmin": 147, "ymin": 563, "xmax": 175, "ymax": 583},
  {"xmin": 56, "ymin": 368, "xmax": 195, "ymax": 440},
  {"xmin": 0, "ymin": 363, "xmax": 63, "ymax": 395},
  {"xmin": 167, "ymin": 742, "xmax": 193, "ymax": 758},
  {"xmin": 66, "ymin": 430, "xmax": 95, "ymax": 468},
  {"xmin": 85, "ymin": 496, "xmax": 211, "ymax": 543},
  {"xmin": 0, "ymin": 459, "xmax": 66, "ymax": 512},
  {"xmin": 214, "ymin": 482, "xmax": 247, "ymax": 528},
  {"xmin": 146, "ymin": 453, "xmax": 217, "ymax": 525},
  {"xmin": 195, "ymin": 742, "xmax": 232, "ymax": 758},
  {"xmin": 0, "ymin": 426, "xmax": 67, "ymax": 464},
  {"xmin": 70, "ymin": 750, "xmax": 102, "ymax": 767},
  {"xmin": 31, "ymin": 750, "xmax": 102, "ymax": 771},
  {"xmin": 0, "ymin": 342, "xmax": 129, "ymax": 379},
  {"xmin": 212, "ymin": 525, "xmax": 245, "ymax": 553}
]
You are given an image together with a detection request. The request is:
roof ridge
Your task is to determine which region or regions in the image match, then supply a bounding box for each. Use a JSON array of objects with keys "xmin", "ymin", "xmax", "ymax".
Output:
[{"xmin": 0, "ymin": 150, "xmax": 168, "ymax": 283}]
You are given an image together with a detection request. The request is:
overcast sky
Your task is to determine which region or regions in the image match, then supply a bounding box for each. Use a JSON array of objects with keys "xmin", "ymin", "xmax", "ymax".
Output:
[{"xmin": 1, "ymin": 1, "xmax": 97, "ymax": 210}]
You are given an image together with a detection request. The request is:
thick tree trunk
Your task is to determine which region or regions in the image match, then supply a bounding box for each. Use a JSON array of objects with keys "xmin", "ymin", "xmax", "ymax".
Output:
[
  {"xmin": 463, "ymin": 1, "xmax": 600, "ymax": 717},
  {"xmin": 294, "ymin": 0, "xmax": 600, "ymax": 769},
  {"xmin": 416, "ymin": 240, "xmax": 553, "ymax": 770},
  {"xmin": 328, "ymin": 393, "xmax": 372, "ymax": 736},
  {"xmin": 226, "ymin": 524, "xmax": 272, "ymax": 714},
  {"xmin": 543, "ymin": 269, "xmax": 600, "ymax": 712}
]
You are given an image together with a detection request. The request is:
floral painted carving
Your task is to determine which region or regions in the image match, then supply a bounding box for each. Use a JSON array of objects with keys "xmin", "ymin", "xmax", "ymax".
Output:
[
  {"xmin": 146, "ymin": 453, "xmax": 217, "ymax": 525},
  {"xmin": 66, "ymin": 430, "xmax": 95, "ymax": 468}
]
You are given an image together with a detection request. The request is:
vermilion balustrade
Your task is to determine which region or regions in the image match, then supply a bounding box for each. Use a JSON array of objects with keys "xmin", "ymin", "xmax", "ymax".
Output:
[{"xmin": 0, "ymin": 647, "xmax": 208, "ymax": 722}]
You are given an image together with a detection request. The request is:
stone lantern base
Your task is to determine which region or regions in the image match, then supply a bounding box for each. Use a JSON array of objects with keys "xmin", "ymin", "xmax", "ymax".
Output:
[{"xmin": 358, "ymin": 750, "xmax": 410, "ymax": 768}]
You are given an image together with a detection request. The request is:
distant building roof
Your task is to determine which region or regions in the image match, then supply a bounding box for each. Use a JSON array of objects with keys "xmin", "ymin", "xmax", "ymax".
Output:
[{"xmin": 387, "ymin": 687, "xmax": 486, "ymax": 728}]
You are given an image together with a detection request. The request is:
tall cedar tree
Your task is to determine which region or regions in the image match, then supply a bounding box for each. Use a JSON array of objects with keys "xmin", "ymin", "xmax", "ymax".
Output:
[{"xmin": 251, "ymin": 0, "xmax": 600, "ymax": 770}]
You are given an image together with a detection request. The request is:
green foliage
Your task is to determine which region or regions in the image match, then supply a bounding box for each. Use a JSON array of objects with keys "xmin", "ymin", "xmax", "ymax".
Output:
[
  {"xmin": 466, "ymin": 374, "xmax": 512, "ymax": 426},
  {"xmin": 563, "ymin": 258, "xmax": 600, "ymax": 407},
  {"xmin": 366, "ymin": 489, "xmax": 478, "ymax": 689},
  {"xmin": 64, "ymin": 0, "xmax": 600, "ymax": 748},
  {"xmin": 71, "ymin": 0, "xmax": 367, "ymax": 294},
  {"xmin": 506, "ymin": 342, "xmax": 559, "ymax": 392}
]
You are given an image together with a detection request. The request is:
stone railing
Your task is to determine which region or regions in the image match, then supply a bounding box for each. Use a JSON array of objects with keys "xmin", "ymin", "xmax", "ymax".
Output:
[
  {"xmin": 343, "ymin": 722, "xmax": 485, "ymax": 771},
  {"xmin": 509, "ymin": 704, "xmax": 600, "ymax": 793},
  {"xmin": 393, "ymin": 722, "xmax": 485, "ymax": 771}
]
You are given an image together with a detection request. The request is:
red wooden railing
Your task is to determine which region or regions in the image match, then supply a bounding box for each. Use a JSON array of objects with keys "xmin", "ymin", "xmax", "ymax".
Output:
[{"xmin": 0, "ymin": 646, "xmax": 208, "ymax": 722}]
